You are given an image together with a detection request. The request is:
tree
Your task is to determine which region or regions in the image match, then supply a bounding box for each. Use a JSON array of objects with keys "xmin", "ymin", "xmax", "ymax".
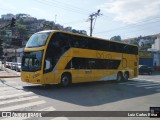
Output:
[
  {"xmin": 16, "ymin": 25, "xmax": 28, "ymax": 38},
  {"xmin": 0, "ymin": 30, "xmax": 6, "ymax": 36},
  {"xmin": 110, "ymin": 35, "xmax": 121, "ymax": 42}
]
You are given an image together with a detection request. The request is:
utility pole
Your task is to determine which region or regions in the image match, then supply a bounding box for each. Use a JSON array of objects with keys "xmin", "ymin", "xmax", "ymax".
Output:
[
  {"xmin": 55, "ymin": 14, "xmax": 57, "ymax": 24},
  {"xmin": 88, "ymin": 9, "xmax": 102, "ymax": 37}
]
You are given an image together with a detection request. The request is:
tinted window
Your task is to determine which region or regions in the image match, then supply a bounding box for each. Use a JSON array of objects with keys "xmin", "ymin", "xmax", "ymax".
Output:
[
  {"xmin": 44, "ymin": 33, "xmax": 70, "ymax": 72},
  {"xmin": 54, "ymin": 32, "xmax": 138, "ymax": 55},
  {"xmin": 65, "ymin": 57, "xmax": 121, "ymax": 70}
]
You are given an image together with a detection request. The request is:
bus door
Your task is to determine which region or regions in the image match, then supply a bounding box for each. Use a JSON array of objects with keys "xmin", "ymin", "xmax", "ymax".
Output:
[
  {"xmin": 43, "ymin": 59, "xmax": 55, "ymax": 84},
  {"xmin": 43, "ymin": 72, "xmax": 55, "ymax": 84}
]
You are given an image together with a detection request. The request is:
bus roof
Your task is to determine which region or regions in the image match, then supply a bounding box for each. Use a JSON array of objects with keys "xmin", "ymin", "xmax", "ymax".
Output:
[{"xmin": 36, "ymin": 30, "xmax": 138, "ymax": 48}]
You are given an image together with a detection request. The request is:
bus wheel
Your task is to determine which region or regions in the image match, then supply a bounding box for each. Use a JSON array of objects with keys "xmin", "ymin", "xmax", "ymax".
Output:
[
  {"xmin": 124, "ymin": 72, "xmax": 129, "ymax": 81},
  {"xmin": 116, "ymin": 72, "xmax": 123, "ymax": 82},
  {"xmin": 61, "ymin": 73, "xmax": 71, "ymax": 87}
]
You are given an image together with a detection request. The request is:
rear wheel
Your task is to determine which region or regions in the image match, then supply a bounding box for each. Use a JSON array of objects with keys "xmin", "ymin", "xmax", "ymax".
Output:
[
  {"xmin": 61, "ymin": 73, "xmax": 71, "ymax": 87},
  {"xmin": 124, "ymin": 72, "xmax": 129, "ymax": 81},
  {"xmin": 116, "ymin": 72, "xmax": 123, "ymax": 82}
]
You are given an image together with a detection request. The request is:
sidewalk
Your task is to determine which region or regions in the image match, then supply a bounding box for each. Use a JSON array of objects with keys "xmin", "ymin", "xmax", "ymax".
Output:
[{"xmin": 0, "ymin": 63, "xmax": 20, "ymax": 78}]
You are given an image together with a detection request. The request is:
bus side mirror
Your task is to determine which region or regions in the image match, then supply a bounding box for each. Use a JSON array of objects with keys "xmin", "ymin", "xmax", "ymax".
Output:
[{"xmin": 45, "ymin": 60, "xmax": 51, "ymax": 70}]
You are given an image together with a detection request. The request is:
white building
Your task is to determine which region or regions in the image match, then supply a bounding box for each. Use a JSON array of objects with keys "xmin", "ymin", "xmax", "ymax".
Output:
[
  {"xmin": 151, "ymin": 37, "xmax": 160, "ymax": 50},
  {"xmin": 1, "ymin": 14, "xmax": 15, "ymax": 20},
  {"xmin": 148, "ymin": 36, "xmax": 160, "ymax": 70}
]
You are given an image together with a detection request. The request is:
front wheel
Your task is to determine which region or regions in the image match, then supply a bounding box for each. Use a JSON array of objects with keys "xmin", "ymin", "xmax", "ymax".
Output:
[{"xmin": 61, "ymin": 74, "xmax": 71, "ymax": 87}]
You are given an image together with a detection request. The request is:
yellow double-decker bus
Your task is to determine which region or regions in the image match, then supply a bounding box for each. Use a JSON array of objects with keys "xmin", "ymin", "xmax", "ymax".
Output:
[{"xmin": 21, "ymin": 30, "xmax": 138, "ymax": 86}]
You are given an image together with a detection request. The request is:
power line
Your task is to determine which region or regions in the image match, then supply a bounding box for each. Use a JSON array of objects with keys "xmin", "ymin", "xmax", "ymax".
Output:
[
  {"xmin": 95, "ymin": 17, "xmax": 160, "ymax": 34},
  {"xmin": 122, "ymin": 24, "xmax": 160, "ymax": 35},
  {"xmin": 62, "ymin": 19, "xmax": 86, "ymax": 25},
  {"xmin": 35, "ymin": 0, "xmax": 91, "ymax": 15},
  {"xmin": 46, "ymin": 0, "xmax": 92, "ymax": 14},
  {"xmin": 103, "ymin": 23, "xmax": 159, "ymax": 39}
]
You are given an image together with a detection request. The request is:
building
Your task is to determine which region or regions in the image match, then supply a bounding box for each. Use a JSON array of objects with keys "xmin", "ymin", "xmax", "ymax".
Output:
[
  {"xmin": 139, "ymin": 39, "xmax": 152, "ymax": 47},
  {"xmin": 148, "ymin": 35, "xmax": 160, "ymax": 71},
  {"xmin": 16, "ymin": 48, "xmax": 24, "ymax": 63},
  {"xmin": 1, "ymin": 14, "xmax": 15, "ymax": 20},
  {"xmin": 151, "ymin": 37, "xmax": 160, "ymax": 50},
  {"xmin": 3, "ymin": 48, "xmax": 16, "ymax": 62}
]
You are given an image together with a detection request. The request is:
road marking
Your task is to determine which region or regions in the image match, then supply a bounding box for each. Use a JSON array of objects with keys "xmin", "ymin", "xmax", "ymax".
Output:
[
  {"xmin": 146, "ymin": 85, "xmax": 160, "ymax": 89},
  {"xmin": 0, "ymin": 96, "xmax": 39, "ymax": 105},
  {"xmin": 0, "ymin": 92, "xmax": 33, "ymax": 100},
  {"xmin": 0, "ymin": 100, "xmax": 46, "ymax": 111},
  {"xmin": 0, "ymin": 86, "xmax": 23, "ymax": 91},
  {"xmin": 119, "ymin": 82, "xmax": 150, "ymax": 85},
  {"xmin": 136, "ymin": 84, "xmax": 160, "ymax": 87},
  {"xmin": 0, "ymin": 90, "xmax": 25, "ymax": 95},
  {"xmin": 120, "ymin": 81, "xmax": 160, "ymax": 85},
  {"xmin": 132, "ymin": 79, "xmax": 160, "ymax": 82}
]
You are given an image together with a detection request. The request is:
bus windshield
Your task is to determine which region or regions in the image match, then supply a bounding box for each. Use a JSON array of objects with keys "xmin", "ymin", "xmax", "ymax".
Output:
[
  {"xmin": 26, "ymin": 32, "xmax": 50, "ymax": 48},
  {"xmin": 22, "ymin": 51, "xmax": 43, "ymax": 72}
]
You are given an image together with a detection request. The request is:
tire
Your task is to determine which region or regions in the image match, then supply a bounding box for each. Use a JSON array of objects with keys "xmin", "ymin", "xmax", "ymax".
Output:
[
  {"xmin": 61, "ymin": 74, "xmax": 71, "ymax": 87},
  {"xmin": 124, "ymin": 72, "xmax": 129, "ymax": 81},
  {"xmin": 116, "ymin": 72, "xmax": 123, "ymax": 82}
]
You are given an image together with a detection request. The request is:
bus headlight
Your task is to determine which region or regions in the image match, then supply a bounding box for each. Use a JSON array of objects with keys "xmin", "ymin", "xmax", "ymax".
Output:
[{"xmin": 33, "ymin": 74, "xmax": 40, "ymax": 78}]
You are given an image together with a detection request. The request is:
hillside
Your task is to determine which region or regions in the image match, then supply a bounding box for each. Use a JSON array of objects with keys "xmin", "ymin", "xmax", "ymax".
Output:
[
  {"xmin": 0, "ymin": 13, "xmax": 87, "ymax": 47},
  {"xmin": 123, "ymin": 34, "xmax": 159, "ymax": 51}
]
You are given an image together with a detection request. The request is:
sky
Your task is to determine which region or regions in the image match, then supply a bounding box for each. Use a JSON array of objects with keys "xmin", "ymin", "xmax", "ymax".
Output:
[{"xmin": 0, "ymin": 0, "xmax": 160, "ymax": 40}]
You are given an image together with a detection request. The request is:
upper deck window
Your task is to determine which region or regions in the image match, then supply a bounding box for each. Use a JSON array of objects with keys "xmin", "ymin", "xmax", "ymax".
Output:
[{"xmin": 26, "ymin": 32, "xmax": 51, "ymax": 48}]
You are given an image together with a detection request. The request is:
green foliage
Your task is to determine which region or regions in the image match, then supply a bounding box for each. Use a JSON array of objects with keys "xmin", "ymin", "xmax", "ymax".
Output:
[
  {"xmin": 0, "ymin": 30, "xmax": 6, "ymax": 36},
  {"xmin": 16, "ymin": 25, "xmax": 28, "ymax": 37},
  {"xmin": 110, "ymin": 35, "xmax": 121, "ymax": 42}
]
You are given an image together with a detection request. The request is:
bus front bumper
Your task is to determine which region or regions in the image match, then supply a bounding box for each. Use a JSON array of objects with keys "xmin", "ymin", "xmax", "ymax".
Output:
[{"xmin": 21, "ymin": 72, "xmax": 44, "ymax": 84}]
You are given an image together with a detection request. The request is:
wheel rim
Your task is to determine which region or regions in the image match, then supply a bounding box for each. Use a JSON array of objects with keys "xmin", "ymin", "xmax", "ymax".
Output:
[
  {"xmin": 62, "ymin": 76, "xmax": 69, "ymax": 86},
  {"xmin": 117, "ymin": 74, "xmax": 122, "ymax": 81},
  {"xmin": 124, "ymin": 74, "xmax": 129, "ymax": 80}
]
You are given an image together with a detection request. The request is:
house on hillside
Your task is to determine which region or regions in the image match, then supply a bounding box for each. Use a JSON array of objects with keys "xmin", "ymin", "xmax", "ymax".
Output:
[{"xmin": 1, "ymin": 14, "xmax": 15, "ymax": 20}]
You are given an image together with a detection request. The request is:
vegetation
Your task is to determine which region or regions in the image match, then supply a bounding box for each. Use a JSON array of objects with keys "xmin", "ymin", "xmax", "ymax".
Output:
[
  {"xmin": 110, "ymin": 35, "xmax": 122, "ymax": 42},
  {"xmin": 0, "ymin": 13, "xmax": 87, "ymax": 48}
]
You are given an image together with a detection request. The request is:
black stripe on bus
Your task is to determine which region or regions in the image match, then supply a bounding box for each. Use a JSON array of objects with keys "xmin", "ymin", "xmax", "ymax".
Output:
[
  {"xmin": 53, "ymin": 32, "xmax": 138, "ymax": 55},
  {"xmin": 65, "ymin": 57, "xmax": 121, "ymax": 70}
]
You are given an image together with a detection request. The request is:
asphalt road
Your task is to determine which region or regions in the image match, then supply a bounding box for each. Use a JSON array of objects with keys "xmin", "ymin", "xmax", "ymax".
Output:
[{"xmin": 0, "ymin": 71, "xmax": 160, "ymax": 120}]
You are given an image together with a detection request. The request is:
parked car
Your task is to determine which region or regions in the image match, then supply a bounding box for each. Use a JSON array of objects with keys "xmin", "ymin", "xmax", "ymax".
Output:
[
  {"xmin": 11, "ymin": 62, "xmax": 17, "ymax": 70},
  {"xmin": 8, "ymin": 62, "xmax": 13, "ymax": 68},
  {"xmin": 16, "ymin": 63, "xmax": 21, "ymax": 72},
  {"xmin": 5, "ymin": 62, "xmax": 10, "ymax": 68},
  {"xmin": 6, "ymin": 62, "xmax": 12, "ymax": 68},
  {"xmin": 139, "ymin": 65, "xmax": 153, "ymax": 75}
]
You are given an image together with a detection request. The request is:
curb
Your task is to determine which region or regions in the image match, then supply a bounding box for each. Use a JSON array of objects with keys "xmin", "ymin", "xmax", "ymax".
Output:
[
  {"xmin": 0, "ymin": 65, "xmax": 20, "ymax": 76},
  {"xmin": 0, "ymin": 75, "xmax": 20, "ymax": 78}
]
